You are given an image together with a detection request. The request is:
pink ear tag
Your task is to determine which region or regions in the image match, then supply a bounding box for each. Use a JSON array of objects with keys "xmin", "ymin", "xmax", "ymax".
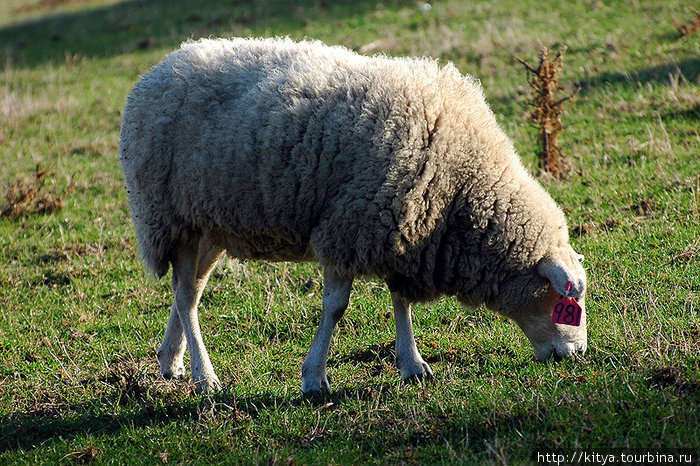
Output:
[{"xmin": 552, "ymin": 282, "xmax": 582, "ymax": 327}]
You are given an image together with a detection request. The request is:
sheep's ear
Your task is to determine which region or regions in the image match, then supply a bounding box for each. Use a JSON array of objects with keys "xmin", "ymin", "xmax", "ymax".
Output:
[{"xmin": 537, "ymin": 257, "xmax": 585, "ymax": 298}]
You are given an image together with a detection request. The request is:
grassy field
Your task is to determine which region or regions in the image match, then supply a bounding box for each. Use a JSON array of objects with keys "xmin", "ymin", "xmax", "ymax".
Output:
[{"xmin": 1, "ymin": 0, "xmax": 698, "ymax": 463}]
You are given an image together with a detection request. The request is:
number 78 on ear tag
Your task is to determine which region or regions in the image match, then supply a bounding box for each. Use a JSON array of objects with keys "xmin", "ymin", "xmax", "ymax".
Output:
[{"xmin": 552, "ymin": 282, "xmax": 583, "ymax": 327}]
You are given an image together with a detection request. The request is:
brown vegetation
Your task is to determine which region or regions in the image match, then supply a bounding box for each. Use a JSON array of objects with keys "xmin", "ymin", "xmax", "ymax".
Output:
[
  {"xmin": 676, "ymin": 8, "xmax": 700, "ymax": 38},
  {"xmin": 517, "ymin": 48, "xmax": 580, "ymax": 178},
  {"xmin": 1, "ymin": 165, "xmax": 73, "ymax": 218},
  {"xmin": 572, "ymin": 218, "xmax": 621, "ymax": 237},
  {"xmin": 62, "ymin": 441, "xmax": 102, "ymax": 464}
]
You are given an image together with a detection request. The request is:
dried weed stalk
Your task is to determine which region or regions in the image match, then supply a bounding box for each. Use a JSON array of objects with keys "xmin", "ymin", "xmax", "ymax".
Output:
[
  {"xmin": 61, "ymin": 440, "xmax": 102, "ymax": 464},
  {"xmin": 676, "ymin": 8, "xmax": 700, "ymax": 38},
  {"xmin": 517, "ymin": 47, "xmax": 580, "ymax": 178},
  {"xmin": 1, "ymin": 164, "xmax": 73, "ymax": 218}
]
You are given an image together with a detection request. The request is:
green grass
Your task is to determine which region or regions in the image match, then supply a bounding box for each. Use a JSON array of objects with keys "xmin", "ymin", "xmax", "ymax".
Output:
[{"xmin": 1, "ymin": 0, "xmax": 698, "ymax": 463}]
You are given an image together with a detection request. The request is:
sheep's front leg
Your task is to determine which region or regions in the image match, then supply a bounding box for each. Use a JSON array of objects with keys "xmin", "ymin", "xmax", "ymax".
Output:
[
  {"xmin": 169, "ymin": 239, "xmax": 223, "ymax": 394},
  {"xmin": 301, "ymin": 268, "xmax": 353, "ymax": 394},
  {"xmin": 391, "ymin": 292, "xmax": 433, "ymax": 381}
]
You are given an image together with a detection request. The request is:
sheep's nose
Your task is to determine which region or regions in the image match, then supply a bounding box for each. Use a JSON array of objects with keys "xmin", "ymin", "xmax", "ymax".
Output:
[
  {"xmin": 552, "ymin": 341, "xmax": 587, "ymax": 361},
  {"xmin": 553, "ymin": 348, "xmax": 564, "ymax": 362}
]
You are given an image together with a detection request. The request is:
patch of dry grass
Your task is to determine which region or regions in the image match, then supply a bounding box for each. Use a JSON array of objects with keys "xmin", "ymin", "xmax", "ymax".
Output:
[
  {"xmin": 676, "ymin": 8, "xmax": 700, "ymax": 38},
  {"xmin": 0, "ymin": 71, "xmax": 80, "ymax": 128},
  {"xmin": 1, "ymin": 164, "xmax": 73, "ymax": 217}
]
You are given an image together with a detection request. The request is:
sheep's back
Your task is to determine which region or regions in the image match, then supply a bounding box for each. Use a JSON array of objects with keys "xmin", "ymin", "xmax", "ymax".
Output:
[{"xmin": 120, "ymin": 38, "xmax": 439, "ymax": 271}]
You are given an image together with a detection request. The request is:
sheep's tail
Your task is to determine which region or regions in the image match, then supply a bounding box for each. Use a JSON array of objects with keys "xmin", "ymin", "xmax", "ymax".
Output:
[
  {"xmin": 120, "ymin": 181, "xmax": 176, "ymax": 280},
  {"xmin": 133, "ymin": 223, "xmax": 173, "ymax": 279},
  {"xmin": 120, "ymin": 119, "xmax": 182, "ymax": 279}
]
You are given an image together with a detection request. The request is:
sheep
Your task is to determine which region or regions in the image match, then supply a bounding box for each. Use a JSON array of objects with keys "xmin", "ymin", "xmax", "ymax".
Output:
[{"xmin": 119, "ymin": 37, "xmax": 588, "ymax": 395}]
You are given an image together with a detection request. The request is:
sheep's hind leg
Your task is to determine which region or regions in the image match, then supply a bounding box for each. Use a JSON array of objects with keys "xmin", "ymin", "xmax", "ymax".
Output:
[
  {"xmin": 158, "ymin": 285, "xmax": 187, "ymax": 379},
  {"xmin": 301, "ymin": 268, "xmax": 353, "ymax": 395},
  {"xmin": 391, "ymin": 292, "xmax": 433, "ymax": 382},
  {"xmin": 158, "ymin": 236, "xmax": 224, "ymax": 382},
  {"xmin": 167, "ymin": 236, "xmax": 224, "ymax": 393}
]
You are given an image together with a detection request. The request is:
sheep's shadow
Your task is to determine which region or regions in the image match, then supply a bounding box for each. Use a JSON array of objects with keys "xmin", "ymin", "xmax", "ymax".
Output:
[
  {"xmin": 0, "ymin": 0, "xmax": 411, "ymax": 70},
  {"xmin": 0, "ymin": 382, "xmax": 503, "ymax": 458},
  {"xmin": 3, "ymin": 359, "xmax": 693, "ymax": 458},
  {"xmin": 0, "ymin": 381, "xmax": 400, "ymax": 454},
  {"xmin": 0, "ymin": 345, "xmax": 518, "ymax": 455},
  {"xmin": 0, "ymin": 388, "xmax": 279, "ymax": 453}
]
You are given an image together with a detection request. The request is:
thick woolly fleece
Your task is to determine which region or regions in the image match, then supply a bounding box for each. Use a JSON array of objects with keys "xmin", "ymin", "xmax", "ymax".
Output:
[{"xmin": 120, "ymin": 37, "xmax": 578, "ymax": 318}]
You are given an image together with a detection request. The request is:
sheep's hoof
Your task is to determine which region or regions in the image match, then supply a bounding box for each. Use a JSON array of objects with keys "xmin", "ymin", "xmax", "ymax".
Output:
[
  {"xmin": 400, "ymin": 360, "xmax": 434, "ymax": 384},
  {"xmin": 301, "ymin": 379, "xmax": 331, "ymax": 397},
  {"xmin": 301, "ymin": 362, "xmax": 332, "ymax": 396},
  {"xmin": 301, "ymin": 374, "xmax": 331, "ymax": 397},
  {"xmin": 157, "ymin": 348, "xmax": 185, "ymax": 380},
  {"xmin": 193, "ymin": 375, "xmax": 222, "ymax": 395},
  {"xmin": 160, "ymin": 364, "xmax": 185, "ymax": 380}
]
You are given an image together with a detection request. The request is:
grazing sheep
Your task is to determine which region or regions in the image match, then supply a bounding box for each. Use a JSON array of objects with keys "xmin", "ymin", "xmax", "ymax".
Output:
[{"xmin": 119, "ymin": 37, "xmax": 587, "ymax": 394}]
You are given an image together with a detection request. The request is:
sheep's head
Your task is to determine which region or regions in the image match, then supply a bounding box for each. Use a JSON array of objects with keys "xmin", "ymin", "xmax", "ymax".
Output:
[
  {"xmin": 472, "ymin": 245, "xmax": 588, "ymax": 361},
  {"xmin": 512, "ymin": 246, "xmax": 588, "ymax": 361}
]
